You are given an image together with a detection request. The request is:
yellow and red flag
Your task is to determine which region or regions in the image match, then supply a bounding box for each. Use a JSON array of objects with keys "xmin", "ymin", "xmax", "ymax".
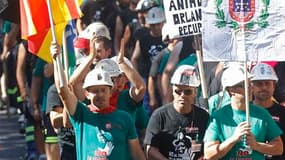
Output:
[{"xmin": 20, "ymin": 0, "xmax": 82, "ymax": 63}]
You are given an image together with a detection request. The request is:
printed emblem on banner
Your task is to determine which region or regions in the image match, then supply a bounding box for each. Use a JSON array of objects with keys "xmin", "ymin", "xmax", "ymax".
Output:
[
  {"xmin": 229, "ymin": 0, "xmax": 255, "ymax": 22},
  {"xmin": 215, "ymin": 0, "xmax": 269, "ymax": 30}
]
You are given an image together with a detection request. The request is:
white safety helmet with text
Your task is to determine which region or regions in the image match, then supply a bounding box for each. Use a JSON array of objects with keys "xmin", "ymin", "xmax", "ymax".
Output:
[
  {"xmin": 250, "ymin": 63, "xmax": 278, "ymax": 82},
  {"xmin": 83, "ymin": 69, "xmax": 114, "ymax": 89},
  {"xmin": 95, "ymin": 59, "xmax": 121, "ymax": 77},
  {"xmin": 110, "ymin": 56, "xmax": 134, "ymax": 73},
  {"xmin": 171, "ymin": 65, "xmax": 200, "ymax": 87}
]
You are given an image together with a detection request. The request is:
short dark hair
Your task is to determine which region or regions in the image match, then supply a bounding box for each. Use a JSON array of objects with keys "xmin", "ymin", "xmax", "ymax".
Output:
[{"xmin": 95, "ymin": 36, "xmax": 112, "ymax": 50}]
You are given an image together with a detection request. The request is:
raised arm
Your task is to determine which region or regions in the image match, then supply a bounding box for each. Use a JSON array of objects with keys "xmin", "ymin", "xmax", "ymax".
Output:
[
  {"xmin": 131, "ymin": 40, "xmax": 141, "ymax": 71},
  {"xmin": 114, "ymin": 15, "xmax": 124, "ymax": 54},
  {"xmin": 69, "ymin": 35, "xmax": 97, "ymax": 101},
  {"xmin": 50, "ymin": 43, "xmax": 77, "ymax": 115},
  {"xmin": 117, "ymin": 38, "xmax": 146, "ymax": 102},
  {"xmin": 161, "ymin": 41, "xmax": 183, "ymax": 104}
]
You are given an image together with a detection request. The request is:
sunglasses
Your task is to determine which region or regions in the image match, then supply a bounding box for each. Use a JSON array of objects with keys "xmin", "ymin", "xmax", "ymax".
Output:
[{"xmin": 174, "ymin": 89, "xmax": 194, "ymax": 96}]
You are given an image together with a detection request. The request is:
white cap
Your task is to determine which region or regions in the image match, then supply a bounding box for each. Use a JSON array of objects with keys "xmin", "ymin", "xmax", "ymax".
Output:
[
  {"xmin": 95, "ymin": 59, "xmax": 121, "ymax": 77},
  {"xmin": 145, "ymin": 7, "xmax": 165, "ymax": 24},
  {"xmin": 110, "ymin": 56, "xmax": 134, "ymax": 72},
  {"xmin": 221, "ymin": 65, "xmax": 252, "ymax": 89},
  {"xmin": 250, "ymin": 63, "xmax": 278, "ymax": 82},
  {"xmin": 83, "ymin": 69, "xmax": 114, "ymax": 88},
  {"xmin": 84, "ymin": 22, "xmax": 111, "ymax": 40},
  {"xmin": 171, "ymin": 65, "xmax": 200, "ymax": 87}
]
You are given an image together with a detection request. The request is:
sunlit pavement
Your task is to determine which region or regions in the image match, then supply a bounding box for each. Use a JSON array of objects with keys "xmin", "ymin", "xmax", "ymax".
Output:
[{"xmin": 0, "ymin": 110, "xmax": 25, "ymax": 160}]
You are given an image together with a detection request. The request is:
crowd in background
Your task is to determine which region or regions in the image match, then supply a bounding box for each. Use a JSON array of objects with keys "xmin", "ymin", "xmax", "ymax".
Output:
[{"xmin": 1, "ymin": 0, "xmax": 285, "ymax": 160}]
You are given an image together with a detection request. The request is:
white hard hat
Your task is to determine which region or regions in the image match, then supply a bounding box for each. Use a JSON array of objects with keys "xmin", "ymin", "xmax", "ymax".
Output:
[
  {"xmin": 171, "ymin": 65, "xmax": 200, "ymax": 87},
  {"xmin": 135, "ymin": 0, "xmax": 158, "ymax": 12},
  {"xmin": 145, "ymin": 7, "xmax": 165, "ymax": 25},
  {"xmin": 95, "ymin": 59, "xmax": 121, "ymax": 77},
  {"xmin": 250, "ymin": 63, "xmax": 278, "ymax": 81},
  {"xmin": 110, "ymin": 56, "xmax": 134, "ymax": 72},
  {"xmin": 83, "ymin": 69, "xmax": 114, "ymax": 88},
  {"xmin": 84, "ymin": 22, "xmax": 111, "ymax": 40},
  {"xmin": 221, "ymin": 65, "xmax": 252, "ymax": 89}
]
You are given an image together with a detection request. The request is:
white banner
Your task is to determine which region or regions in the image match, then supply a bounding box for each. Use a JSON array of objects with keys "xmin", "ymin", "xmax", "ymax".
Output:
[
  {"xmin": 202, "ymin": 0, "xmax": 285, "ymax": 61},
  {"xmin": 163, "ymin": 0, "xmax": 202, "ymax": 38}
]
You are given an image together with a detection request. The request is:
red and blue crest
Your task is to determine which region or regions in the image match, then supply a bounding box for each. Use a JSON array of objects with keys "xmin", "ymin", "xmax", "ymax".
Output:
[{"xmin": 229, "ymin": 0, "xmax": 255, "ymax": 22}]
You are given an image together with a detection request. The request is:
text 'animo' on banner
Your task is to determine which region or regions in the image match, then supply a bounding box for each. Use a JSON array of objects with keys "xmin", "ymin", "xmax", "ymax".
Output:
[{"xmin": 163, "ymin": 0, "xmax": 202, "ymax": 38}]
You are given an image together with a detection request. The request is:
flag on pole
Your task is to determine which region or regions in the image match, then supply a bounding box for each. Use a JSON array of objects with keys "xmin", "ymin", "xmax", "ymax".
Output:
[
  {"xmin": 63, "ymin": 20, "xmax": 77, "ymax": 75},
  {"xmin": 20, "ymin": 0, "xmax": 82, "ymax": 63},
  {"xmin": 202, "ymin": 0, "xmax": 285, "ymax": 61}
]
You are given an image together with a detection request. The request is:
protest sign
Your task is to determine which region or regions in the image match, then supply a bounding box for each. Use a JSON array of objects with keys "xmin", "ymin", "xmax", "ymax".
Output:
[{"xmin": 163, "ymin": 0, "xmax": 202, "ymax": 38}]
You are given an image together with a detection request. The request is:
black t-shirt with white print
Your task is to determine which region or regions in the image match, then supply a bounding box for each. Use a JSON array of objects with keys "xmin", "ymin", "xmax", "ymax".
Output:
[
  {"xmin": 265, "ymin": 102, "xmax": 285, "ymax": 160},
  {"xmin": 144, "ymin": 103, "xmax": 209, "ymax": 160}
]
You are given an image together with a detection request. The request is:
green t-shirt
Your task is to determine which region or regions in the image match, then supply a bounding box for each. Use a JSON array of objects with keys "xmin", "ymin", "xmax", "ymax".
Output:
[
  {"xmin": 204, "ymin": 104, "xmax": 283, "ymax": 160},
  {"xmin": 208, "ymin": 91, "xmax": 231, "ymax": 115},
  {"xmin": 157, "ymin": 52, "xmax": 170, "ymax": 74},
  {"xmin": 177, "ymin": 53, "xmax": 197, "ymax": 67},
  {"xmin": 2, "ymin": 20, "xmax": 11, "ymax": 33},
  {"xmin": 70, "ymin": 101, "xmax": 137, "ymax": 160},
  {"xmin": 117, "ymin": 89, "xmax": 149, "ymax": 130},
  {"xmin": 33, "ymin": 59, "xmax": 52, "ymax": 112}
]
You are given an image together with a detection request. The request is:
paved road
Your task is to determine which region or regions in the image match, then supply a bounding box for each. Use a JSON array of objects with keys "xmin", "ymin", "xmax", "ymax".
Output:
[{"xmin": 0, "ymin": 110, "xmax": 26, "ymax": 160}]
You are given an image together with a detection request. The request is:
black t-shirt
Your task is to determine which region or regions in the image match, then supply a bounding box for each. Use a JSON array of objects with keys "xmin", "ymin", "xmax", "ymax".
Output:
[
  {"xmin": 144, "ymin": 103, "xmax": 209, "ymax": 160},
  {"xmin": 137, "ymin": 31, "xmax": 166, "ymax": 78},
  {"xmin": 80, "ymin": 0, "xmax": 119, "ymax": 38},
  {"xmin": 274, "ymin": 62, "xmax": 285, "ymax": 103},
  {"xmin": 58, "ymin": 127, "xmax": 76, "ymax": 160},
  {"xmin": 125, "ymin": 25, "xmax": 149, "ymax": 59},
  {"xmin": 179, "ymin": 36, "xmax": 196, "ymax": 61},
  {"xmin": 265, "ymin": 102, "xmax": 285, "ymax": 160},
  {"xmin": 119, "ymin": 8, "xmax": 138, "ymax": 29}
]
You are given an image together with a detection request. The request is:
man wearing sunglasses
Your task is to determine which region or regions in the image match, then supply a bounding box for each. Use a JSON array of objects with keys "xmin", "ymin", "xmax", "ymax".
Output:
[
  {"xmin": 204, "ymin": 65, "xmax": 283, "ymax": 160},
  {"xmin": 144, "ymin": 65, "xmax": 209, "ymax": 160}
]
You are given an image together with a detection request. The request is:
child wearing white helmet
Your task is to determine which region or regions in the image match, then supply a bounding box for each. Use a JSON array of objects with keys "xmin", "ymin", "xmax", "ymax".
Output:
[{"xmin": 204, "ymin": 64, "xmax": 283, "ymax": 160}]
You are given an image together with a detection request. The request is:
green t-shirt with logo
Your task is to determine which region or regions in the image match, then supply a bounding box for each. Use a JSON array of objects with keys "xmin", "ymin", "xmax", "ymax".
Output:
[
  {"xmin": 70, "ymin": 101, "xmax": 137, "ymax": 160},
  {"xmin": 204, "ymin": 104, "xmax": 283, "ymax": 160}
]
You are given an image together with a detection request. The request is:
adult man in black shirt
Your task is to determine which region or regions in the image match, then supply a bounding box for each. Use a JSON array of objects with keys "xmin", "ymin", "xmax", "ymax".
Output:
[
  {"xmin": 144, "ymin": 65, "xmax": 209, "ymax": 160},
  {"xmin": 251, "ymin": 63, "xmax": 285, "ymax": 160}
]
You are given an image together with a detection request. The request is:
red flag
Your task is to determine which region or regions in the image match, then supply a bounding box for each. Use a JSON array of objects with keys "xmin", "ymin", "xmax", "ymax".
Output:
[{"xmin": 20, "ymin": 0, "xmax": 82, "ymax": 63}]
